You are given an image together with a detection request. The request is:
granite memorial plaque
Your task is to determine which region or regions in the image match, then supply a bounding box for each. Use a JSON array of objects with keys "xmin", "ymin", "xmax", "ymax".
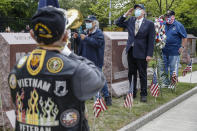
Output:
[
  {"xmin": 103, "ymin": 32, "xmax": 130, "ymax": 97},
  {"xmin": 0, "ymin": 33, "xmax": 36, "ymax": 127}
]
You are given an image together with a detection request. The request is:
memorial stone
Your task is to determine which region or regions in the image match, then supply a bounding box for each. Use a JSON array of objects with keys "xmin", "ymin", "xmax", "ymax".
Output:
[
  {"xmin": 0, "ymin": 33, "xmax": 36, "ymax": 127},
  {"xmin": 103, "ymin": 32, "xmax": 130, "ymax": 97}
]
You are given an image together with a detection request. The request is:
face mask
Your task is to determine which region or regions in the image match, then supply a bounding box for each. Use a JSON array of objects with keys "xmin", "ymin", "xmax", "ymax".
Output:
[
  {"xmin": 85, "ymin": 23, "xmax": 92, "ymax": 29},
  {"xmin": 165, "ymin": 16, "xmax": 175, "ymax": 24},
  {"xmin": 135, "ymin": 9, "xmax": 142, "ymax": 17}
]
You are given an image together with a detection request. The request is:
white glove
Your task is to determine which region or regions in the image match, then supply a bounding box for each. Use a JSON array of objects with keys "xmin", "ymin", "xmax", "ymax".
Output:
[{"xmin": 61, "ymin": 45, "xmax": 71, "ymax": 56}]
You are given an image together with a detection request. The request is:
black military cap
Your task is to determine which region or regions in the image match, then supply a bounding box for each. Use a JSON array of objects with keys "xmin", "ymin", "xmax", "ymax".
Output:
[
  {"xmin": 31, "ymin": 6, "xmax": 66, "ymax": 45},
  {"xmin": 165, "ymin": 10, "xmax": 175, "ymax": 17},
  {"xmin": 134, "ymin": 4, "xmax": 145, "ymax": 10},
  {"xmin": 85, "ymin": 15, "xmax": 97, "ymax": 22}
]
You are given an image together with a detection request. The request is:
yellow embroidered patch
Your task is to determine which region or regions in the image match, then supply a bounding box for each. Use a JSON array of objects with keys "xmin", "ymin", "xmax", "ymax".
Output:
[
  {"xmin": 47, "ymin": 57, "xmax": 64, "ymax": 73},
  {"xmin": 17, "ymin": 56, "xmax": 27, "ymax": 69},
  {"xmin": 9, "ymin": 74, "xmax": 17, "ymax": 89},
  {"xmin": 34, "ymin": 23, "xmax": 53, "ymax": 38},
  {"xmin": 26, "ymin": 49, "xmax": 46, "ymax": 76}
]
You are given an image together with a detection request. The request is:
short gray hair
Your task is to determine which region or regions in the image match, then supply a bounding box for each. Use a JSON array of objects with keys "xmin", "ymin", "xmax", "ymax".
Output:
[{"xmin": 93, "ymin": 20, "xmax": 99, "ymax": 29}]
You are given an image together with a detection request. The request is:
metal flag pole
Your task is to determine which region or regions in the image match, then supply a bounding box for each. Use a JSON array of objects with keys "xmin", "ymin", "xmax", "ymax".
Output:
[
  {"xmin": 189, "ymin": 62, "xmax": 193, "ymax": 88},
  {"xmin": 175, "ymin": 58, "xmax": 179, "ymax": 92},
  {"xmin": 92, "ymin": 92, "xmax": 100, "ymax": 131},
  {"xmin": 92, "ymin": 115, "xmax": 96, "ymax": 131},
  {"xmin": 153, "ymin": 66, "xmax": 158, "ymax": 103},
  {"xmin": 92, "ymin": 94, "xmax": 97, "ymax": 131},
  {"xmin": 130, "ymin": 75, "xmax": 134, "ymax": 113}
]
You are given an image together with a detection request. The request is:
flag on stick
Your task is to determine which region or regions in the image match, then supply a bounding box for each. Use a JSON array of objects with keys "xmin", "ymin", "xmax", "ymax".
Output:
[
  {"xmin": 182, "ymin": 60, "xmax": 192, "ymax": 76},
  {"xmin": 150, "ymin": 71, "xmax": 159, "ymax": 97},
  {"xmin": 124, "ymin": 93, "xmax": 133, "ymax": 108},
  {"xmin": 93, "ymin": 93, "xmax": 107, "ymax": 118},
  {"xmin": 169, "ymin": 71, "xmax": 178, "ymax": 89},
  {"xmin": 124, "ymin": 76, "xmax": 134, "ymax": 108}
]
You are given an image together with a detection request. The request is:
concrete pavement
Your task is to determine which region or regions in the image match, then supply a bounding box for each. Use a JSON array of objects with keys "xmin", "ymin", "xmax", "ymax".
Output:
[
  {"xmin": 178, "ymin": 71, "xmax": 197, "ymax": 83},
  {"xmin": 136, "ymin": 93, "xmax": 197, "ymax": 131}
]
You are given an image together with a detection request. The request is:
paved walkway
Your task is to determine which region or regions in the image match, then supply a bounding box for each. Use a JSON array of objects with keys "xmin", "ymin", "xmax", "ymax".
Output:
[
  {"xmin": 136, "ymin": 93, "xmax": 197, "ymax": 131},
  {"xmin": 178, "ymin": 71, "xmax": 197, "ymax": 83}
]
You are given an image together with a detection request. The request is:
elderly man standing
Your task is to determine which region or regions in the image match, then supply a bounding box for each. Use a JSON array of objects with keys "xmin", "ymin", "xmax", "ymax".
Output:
[
  {"xmin": 162, "ymin": 10, "xmax": 187, "ymax": 86},
  {"xmin": 116, "ymin": 4, "xmax": 155, "ymax": 102},
  {"xmin": 73, "ymin": 15, "xmax": 112, "ymax": 106}
]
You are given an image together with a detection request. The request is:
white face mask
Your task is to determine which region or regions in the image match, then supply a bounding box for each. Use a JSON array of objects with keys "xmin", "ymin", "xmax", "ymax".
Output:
[{"xmin": 135, "ymin": 9, "xmax": 142, "ymax": 17}]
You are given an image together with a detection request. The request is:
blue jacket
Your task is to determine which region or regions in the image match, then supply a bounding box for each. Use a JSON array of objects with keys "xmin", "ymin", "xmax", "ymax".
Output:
[
  {"xmin": 162, "ymin": 20, "xmax": 187, "ymax": 56},
  {"xmin": 76, "ymin": 28, "xmax": 105, "ymax": 68},
  {"xmin": 116, "ymin": 16, "xmax": 155, "ymax": 59}
]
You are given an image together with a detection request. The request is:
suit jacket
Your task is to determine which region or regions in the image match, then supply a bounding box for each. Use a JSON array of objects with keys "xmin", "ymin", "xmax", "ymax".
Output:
[{"xmin": 116, "ymin": 16, "xmax": 155, "ymax": 59}]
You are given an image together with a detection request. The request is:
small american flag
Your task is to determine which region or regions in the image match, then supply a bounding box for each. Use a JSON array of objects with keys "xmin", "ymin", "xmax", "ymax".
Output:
[
  {"xmin": 124, "ymin": 77, "xmax": 134, "ymax": 108},
  {"xmin": 169, "ymin": 71, "xmax": 178, "ymax": 89},
  {"xmin": 150, "ymin": 71, "xmax": 159, "ymax": 97},
  {"xmin": 182, "ymin": 60, "xmax": 192, "ymax": 76},
  {"xmin": 93, "ymin": 93, "xmax": 107, "ymax": 118},
  {"xmin": 124, "ymin": 93, "xmax": 133, "ymax": 108}
]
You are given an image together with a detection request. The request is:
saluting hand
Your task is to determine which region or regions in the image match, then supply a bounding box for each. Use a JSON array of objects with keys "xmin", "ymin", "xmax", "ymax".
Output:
[{"xmin": 125, "ymin": 8, "xmax": 134, "ymax": 17}]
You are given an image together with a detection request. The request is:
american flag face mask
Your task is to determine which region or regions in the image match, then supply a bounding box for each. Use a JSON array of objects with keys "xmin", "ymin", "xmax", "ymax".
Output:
[{"xmin": 165, "ymin": 16, "xmax": 175, "ymax": 24}]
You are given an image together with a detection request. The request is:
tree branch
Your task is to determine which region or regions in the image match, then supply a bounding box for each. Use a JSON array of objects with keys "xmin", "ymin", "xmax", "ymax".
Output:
[
  {"xmin": 168, "ymin": 0, "xmax": 175, "ymax": 9},
  {"xmin": 155, "ymin": 0, "xmax": 160, "ymax": 8}
]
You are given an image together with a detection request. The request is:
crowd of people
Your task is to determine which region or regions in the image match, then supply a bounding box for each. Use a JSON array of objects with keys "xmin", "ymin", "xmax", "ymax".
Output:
[{"xmin": 8, "ymin": 2, "xmax": 187, "ymax": 131}]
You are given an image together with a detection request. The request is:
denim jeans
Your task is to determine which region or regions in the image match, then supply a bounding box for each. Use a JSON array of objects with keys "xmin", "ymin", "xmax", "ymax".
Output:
[
  {"xmin": 99, "ymin": 68, "xmax": 110, "ymax": 97},
  {"xmin": 162, "ymin": 54, "xmax": 180, "ymax": 82}
]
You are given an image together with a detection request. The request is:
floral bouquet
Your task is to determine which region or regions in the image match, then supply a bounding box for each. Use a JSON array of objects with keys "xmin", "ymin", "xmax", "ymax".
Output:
[
  {"xmin": 154, "ymin": 17, "xmax": 166, "ymax": 49},
  {"xmin": 154, "ymin": 17, "xmax": 168, "ymax": 90}
]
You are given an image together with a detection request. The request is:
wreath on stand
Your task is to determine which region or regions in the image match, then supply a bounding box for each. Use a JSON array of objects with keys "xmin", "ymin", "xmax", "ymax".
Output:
[{"xmin": 153, "ymin": 17, "xmax": 168, "ymax": 96}]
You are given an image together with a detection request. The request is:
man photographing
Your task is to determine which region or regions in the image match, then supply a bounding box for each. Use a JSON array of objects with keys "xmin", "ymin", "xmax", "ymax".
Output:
[
  {"xmin": 73, "ymin": 15, "xmax": 112, "ymax": 106},
  {"xmin": 116, "ymin": 4, "xmax": 155, "ymax": 102},
  {"xmin": 8, "ymin": 6, "xmax": 105, "ymax": 131}
]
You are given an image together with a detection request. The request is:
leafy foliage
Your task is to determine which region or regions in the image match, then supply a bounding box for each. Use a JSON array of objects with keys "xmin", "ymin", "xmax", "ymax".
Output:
[
  {"xmin": 0, "ymin": 0, "xmax": 196, "ymax": 31},
  {"xmin": 0, "ymin": 0, "xmax": 38, "ymax": 31}
]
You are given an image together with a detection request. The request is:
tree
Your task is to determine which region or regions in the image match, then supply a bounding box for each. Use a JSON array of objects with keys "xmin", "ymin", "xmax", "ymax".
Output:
[
  {"xmin": 0, "ymin": 0, "xmax": 38, "ymax": 31},
  {"xmin": 174, "ymin": 0, "xmax": 197, "ymax": 27},
  {"xmin": 59, "ymin": 0, "xmax": 96, "ymax": 19}
]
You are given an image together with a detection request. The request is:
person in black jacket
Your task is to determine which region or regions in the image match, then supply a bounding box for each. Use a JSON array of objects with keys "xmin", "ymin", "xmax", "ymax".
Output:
[
  {"xmin": 8, "ymin": 6, "xmax": 105, "ymax": 131},
  {"xmin": 73, "ymin": 15, "xmax": 112, "ymax": 106},
  {"xmin": 116, "ymin": 4, "xmax": 155, "ymax": 102}
]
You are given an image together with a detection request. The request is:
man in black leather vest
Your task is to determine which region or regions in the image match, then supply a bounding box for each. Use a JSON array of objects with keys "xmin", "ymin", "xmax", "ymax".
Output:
[{"xmin": 8, "ymin": 6, "xmax": 105, "ymax": 131}]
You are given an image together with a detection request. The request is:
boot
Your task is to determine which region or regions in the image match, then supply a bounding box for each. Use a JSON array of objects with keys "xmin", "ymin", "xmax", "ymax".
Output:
[{"xmin": 104, "ymin": 96, "xmax": 112, "ymax": 106}]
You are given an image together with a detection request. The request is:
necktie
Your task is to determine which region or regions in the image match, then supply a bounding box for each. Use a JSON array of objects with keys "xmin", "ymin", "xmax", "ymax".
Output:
[{"xmin": 135, "ymin": 20, "xmax": 140, "ymax": 35}]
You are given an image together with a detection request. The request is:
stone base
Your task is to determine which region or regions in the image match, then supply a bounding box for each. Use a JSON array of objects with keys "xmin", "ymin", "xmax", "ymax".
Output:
[
  {"xmin": 111, "ymin": 78, "xmax": 152, "ymax": 98},
  {"xmin": 111, "ymin": 80, "xmax": 129, "ymax": 98}
]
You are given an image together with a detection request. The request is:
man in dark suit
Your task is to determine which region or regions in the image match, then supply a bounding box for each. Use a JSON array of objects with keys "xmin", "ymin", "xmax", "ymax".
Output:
[{"xmin": 116, "ymin": 4, "xmax": 155, "ymax": 102}]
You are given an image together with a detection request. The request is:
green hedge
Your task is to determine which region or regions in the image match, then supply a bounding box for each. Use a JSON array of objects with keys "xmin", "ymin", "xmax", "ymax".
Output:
[{"xmin": 0, "ymin": 17, "xmax": 30, "ymax": 32}]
